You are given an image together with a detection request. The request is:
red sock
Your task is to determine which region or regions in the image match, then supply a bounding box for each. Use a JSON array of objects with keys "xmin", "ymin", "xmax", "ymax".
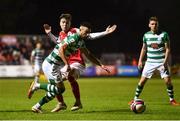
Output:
[
  {"xmin": 56, "ymin": 94, "xmax": 64, "ymax": 103},
  {"xmin": 68, "ymin": 76, "xmax": 80, "ymax": 101}
]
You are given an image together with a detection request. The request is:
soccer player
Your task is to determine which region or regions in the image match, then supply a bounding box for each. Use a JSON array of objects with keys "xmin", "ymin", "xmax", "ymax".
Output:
[
  {"xmin": 129, "ymin": 16, "xmax": 179, "ymax": 106},
  {"xmin": 30, "ymin": 42, "xmax": 45, "ymax": 83},
  {"xmin": 28, "ymin": 22, "xmax": 110, "ymax": 113},
  {"xmin": 44, "ymin": 13, "xmax": 117, "ymax": 112}
]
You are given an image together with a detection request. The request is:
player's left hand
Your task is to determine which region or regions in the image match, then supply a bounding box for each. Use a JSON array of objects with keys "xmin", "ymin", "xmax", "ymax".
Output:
[
  {"xmin": 105, "ymin": 25, "xmax": 117, "ymax": 34},
  {"xmin": 43, "ymin": 24, "xmax": 51, "ymax": 34},
  {"xmin": 101, "ymin": 65, "xmax": 111, "ymax": 73}
]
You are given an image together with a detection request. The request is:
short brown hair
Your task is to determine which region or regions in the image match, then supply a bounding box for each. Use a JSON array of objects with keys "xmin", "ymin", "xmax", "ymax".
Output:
[
  {"xmin": 59, "ymin": 13, "xmax": 72, "ymax": 21},
  {"xmin": 149, "ymin": 16, "xmax": 158, "ymax": 22}
]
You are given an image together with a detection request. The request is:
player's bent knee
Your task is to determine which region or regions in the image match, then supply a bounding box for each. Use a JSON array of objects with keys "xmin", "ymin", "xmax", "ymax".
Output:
[
  {"xmin": 56, "ymin": 82, "xmax": 65, "ymax": 94},
  {"xmin": 68, "ymin": 69, "xmax": 80, "ymax": 81}
]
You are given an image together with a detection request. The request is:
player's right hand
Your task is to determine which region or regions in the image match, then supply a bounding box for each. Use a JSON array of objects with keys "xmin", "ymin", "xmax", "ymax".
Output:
[
  {"xmin": 138, "ymin": 62, "xmax": 143, "ymax": 73},
  {"xmin": 43, "ymin": 24, "xmax": 51, "ymax": 34},
  {"xmin": 138, "ymin": 61, "xmax": 143, "ymax": 69}
]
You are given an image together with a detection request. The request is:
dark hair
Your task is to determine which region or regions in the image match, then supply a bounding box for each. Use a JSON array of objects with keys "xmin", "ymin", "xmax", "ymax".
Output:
[
  {"xmin": 59, "ymin": 13, "xmax": 72, "ymax": 21},
  {"xmin": 149, "ymin": 16, "xmax": 158, "ymax": 22},
  {"xmin": 80, "ymin": 22, "xmax": 92, "ymax": 30}
]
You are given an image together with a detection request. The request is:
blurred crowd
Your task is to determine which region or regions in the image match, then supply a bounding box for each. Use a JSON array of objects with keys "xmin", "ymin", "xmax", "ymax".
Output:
[
  {"xmin": 0, "ymin": 35, "xmax": 54, "ymax": 65},
  {"xmin": 1, "ymin": 35, "xmax": 180, "ymax": 75},
  {"xmin": 0, "ymin": 35, "xmax": 139, "ymax": 66},
  {"xmin": 1, "ymin": 35, "xmax": 180, "ymax": 71}
]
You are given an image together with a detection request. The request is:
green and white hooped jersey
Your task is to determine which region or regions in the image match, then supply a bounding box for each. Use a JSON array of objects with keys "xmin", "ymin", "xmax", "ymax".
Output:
[
  {"xmin": 143, "ymin": 31, "xmax": 169, "ymax": 63},
  {"xmin": 31, "ymin": 48, "xmax": 44, "ymax": 65},
  {"xmin": 46, "ymin": 33, "xmax": 86, "ymax": 65}
]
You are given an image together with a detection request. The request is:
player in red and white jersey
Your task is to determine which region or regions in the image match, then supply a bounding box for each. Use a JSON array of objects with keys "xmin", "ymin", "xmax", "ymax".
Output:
[
  {"xmin": 44, "ymin": 13, "xmax": 117, "ymax": 112},
  {"xmin": 58, "ymin": 27, "xmax": 85, "ymax": 66}
]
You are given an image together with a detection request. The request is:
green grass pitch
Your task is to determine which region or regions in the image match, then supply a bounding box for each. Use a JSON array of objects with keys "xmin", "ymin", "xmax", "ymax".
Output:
[{"xmin": 0, "ymin": 77, "xmax": 180, "ymax": 120}]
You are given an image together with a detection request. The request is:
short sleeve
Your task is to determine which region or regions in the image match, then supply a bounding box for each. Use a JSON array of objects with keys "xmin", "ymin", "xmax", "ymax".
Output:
[
  {"xmin": 163, "ymin": 32, "xmax": 170, "ymax": 43},
  {"xmin": 143, "ymin": 34, "xmax": 146, "ymax": 43}
]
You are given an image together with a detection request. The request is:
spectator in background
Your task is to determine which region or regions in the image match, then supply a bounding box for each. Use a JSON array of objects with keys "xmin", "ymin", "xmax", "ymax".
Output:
[
  {"xmin": 0, "ymin": 41, "xmax": 6, "ymax": 64},
  {"xmin": 12, "ymin": 50, "xmax": 24, "ymax": 65},
  {"xmin": 0, "ymin": 52, "xmax": 6, "ymax": 65}
]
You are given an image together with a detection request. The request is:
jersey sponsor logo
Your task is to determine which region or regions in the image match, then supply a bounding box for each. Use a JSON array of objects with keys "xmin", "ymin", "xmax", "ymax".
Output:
[{"xmin": 150, "ymin": 43, "xmax": 159, "ymax": 49}]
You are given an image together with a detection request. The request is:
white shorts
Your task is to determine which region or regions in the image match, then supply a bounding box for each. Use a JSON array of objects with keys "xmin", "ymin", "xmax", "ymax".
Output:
[
  {"xmin": 42, "ymin": 60, "xmax": 63, "ymax": 84},
  {"xmin": 33, "ymin": 64, "xmax": 42, "ymax": 74},
  {"xmin": 142, "ymin": 62, "xmax": 170, "ymax": 79},
  {"xmin": 61, "ymin": 62, "xmax": 85, "ymax": 80}
]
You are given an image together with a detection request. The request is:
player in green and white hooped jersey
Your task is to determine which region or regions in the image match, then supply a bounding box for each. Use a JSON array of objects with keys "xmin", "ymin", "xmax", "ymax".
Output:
[
  {"xmin": 129, "ymin": 16, "xmax": 179, "ymax": 106},
  {"xmin": 28, "ymin": 22, "xmax": 110, "ymax": 113},
  {"xmin": 44, "ymin": 13, "xmax": 117, "ymax": 112},
  {"xmin": 27, "ymin": 22, "xmax": 91, "ymax": 113},
  {"xmin": 30, "ymin": 42, "xmax": 45, "ymax": 83}
]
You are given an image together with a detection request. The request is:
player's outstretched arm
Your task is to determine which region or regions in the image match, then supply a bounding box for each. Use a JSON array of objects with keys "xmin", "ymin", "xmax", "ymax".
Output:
[
  {"xmin": 81, "ymin": 48, "xmax": 110, "ymax": 73},
  {"xmin": 105, "ymin": 24, "xmax": 117, "ymax": 34},
  {"xmin": 43, "ymin": 24, "xmax": 58, "ymax": 44},
  {"xmin": 88, "ymin": 24, "xmax": 117, "ymax": 40},
  {"xmin": 101, "ymin": 65, "xmax": 110, "ymax": 73}
]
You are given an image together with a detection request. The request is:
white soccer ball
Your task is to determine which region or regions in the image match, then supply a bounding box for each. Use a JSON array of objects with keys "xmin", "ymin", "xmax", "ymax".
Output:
[{"xmin": 130, "ymin": 99, "xmax": 146, "ymax": 114}]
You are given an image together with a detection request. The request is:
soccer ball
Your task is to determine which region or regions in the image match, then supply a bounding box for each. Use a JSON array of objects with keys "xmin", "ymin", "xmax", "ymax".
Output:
[{"xmin": 130, "ymin": 99, "xmax": 146, "ymax": 114}]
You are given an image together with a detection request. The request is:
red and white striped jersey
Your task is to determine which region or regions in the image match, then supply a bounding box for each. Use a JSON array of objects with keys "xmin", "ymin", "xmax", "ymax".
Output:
[{"xmin": 58, "ymin": 28, "xmax": 85, "ymax": 66}]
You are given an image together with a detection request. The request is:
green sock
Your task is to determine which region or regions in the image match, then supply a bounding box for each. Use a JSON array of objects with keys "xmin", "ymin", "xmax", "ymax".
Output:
[
  {"xmin": 167, "ymin": 84, "xmax": 174, "ymax": 101},
  {"xmin": 40, "ymin": 83, "xmax": 59, "ymax": 94},
  {"xmin": 134, "ymin": 84, "xmax": 144, "ymax": 99},
  {"xmin": 39, "ymin": 92, "xmax": 55, "ymax": 106}
]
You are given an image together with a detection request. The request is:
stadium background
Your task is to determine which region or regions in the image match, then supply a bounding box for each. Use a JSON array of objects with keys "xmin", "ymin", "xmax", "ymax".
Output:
[
  {"xmin": 1, "ymin": 0, "xmax": 180, "ymax": 120},
  {"xmin": 0, "ymin": 0, "xmax": 180, "ymax": 77}
]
